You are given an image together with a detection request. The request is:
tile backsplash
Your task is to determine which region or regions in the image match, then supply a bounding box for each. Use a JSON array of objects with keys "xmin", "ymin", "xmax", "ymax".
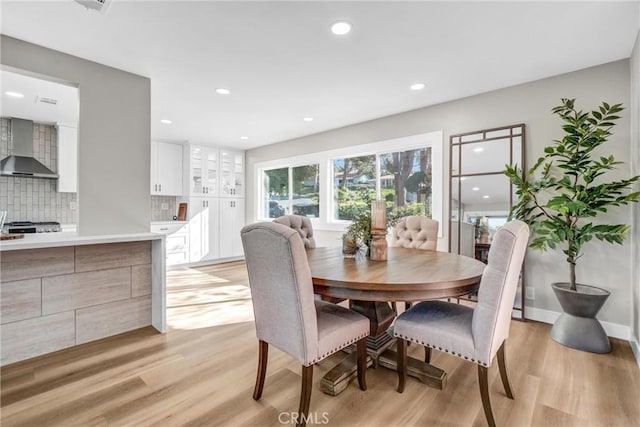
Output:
[
  {"xmin": 0, "ymin": 118, "xmax": 77, "ymax": 224},
  {"xmin": 151, "ymin": 195, "xmax": 177, "ymax": 221}
]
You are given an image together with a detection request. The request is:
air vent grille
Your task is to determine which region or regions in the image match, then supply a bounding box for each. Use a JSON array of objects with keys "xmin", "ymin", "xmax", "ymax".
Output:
[
  {"xmin": 37, "ymin": 97, "xmax": 58, "ymax": 106},
  {"xmin": 75, "ymin": 0, "xmax": 110, "ymax": 14}
]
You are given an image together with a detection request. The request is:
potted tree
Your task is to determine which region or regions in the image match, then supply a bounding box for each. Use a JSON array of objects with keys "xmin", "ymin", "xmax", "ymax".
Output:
[{"xmin": 505, "ymin": 98, "xmax": 640, "ymax": 353}]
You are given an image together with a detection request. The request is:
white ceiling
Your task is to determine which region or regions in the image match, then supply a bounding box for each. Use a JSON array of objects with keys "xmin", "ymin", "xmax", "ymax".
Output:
[
  {"xmin": 1, "ymin": 1, "xmax": 638, "ymax": 150},
  {"xmin": 0, "ymin": 70, "xmax": 79, "ymax": 126}
]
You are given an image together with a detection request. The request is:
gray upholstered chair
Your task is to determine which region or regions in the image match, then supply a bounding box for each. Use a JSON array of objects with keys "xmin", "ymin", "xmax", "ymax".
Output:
[
  {"xmin": 394, "ymin": 220, "xmax": 529, "ymax": 427},
  {"xmin": 390, "ymin": 216, "xmax": 439, "ymax": 312},
  {"xmin": 241, "ymin": 222, "xmax": 369, "ymax": 427},
  {"xmin": 390, "ymin": 216, "xmax": 439, "ymax": 250},
  {"xmin": 273, "ymin": 214, "xmax": 316, "ymax": 249}
]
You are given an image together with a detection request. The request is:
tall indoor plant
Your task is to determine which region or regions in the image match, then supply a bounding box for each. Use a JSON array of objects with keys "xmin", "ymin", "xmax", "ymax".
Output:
[{"xmin": 505, "ymin": 98, "xmax": 640, "ymax": 353}]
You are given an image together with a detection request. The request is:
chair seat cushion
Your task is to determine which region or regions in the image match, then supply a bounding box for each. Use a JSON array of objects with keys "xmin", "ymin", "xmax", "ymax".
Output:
[
  {"xmin": 310, "ymin": 300, "xmax": 370, "ymax": 365},
  {"xmin": 394, "ymin": 300, "xmax": 478, "ymax": 363}
]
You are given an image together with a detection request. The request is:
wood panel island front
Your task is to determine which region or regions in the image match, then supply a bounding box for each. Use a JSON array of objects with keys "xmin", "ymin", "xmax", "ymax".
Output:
[{"xmin": 0, "ymin": 233, "xmax": 166, "ymax": 366}]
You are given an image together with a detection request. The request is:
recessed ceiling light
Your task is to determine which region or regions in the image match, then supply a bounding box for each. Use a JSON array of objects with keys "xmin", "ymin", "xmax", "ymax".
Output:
[
  {"xmin": 160, "ymin": 119, "xmax": 172, "ymax": 124},
  {"xmin": 410, "ymin": 83, "xmax": 425, "ymax": 91},
  {"xmin": 240, "ymin": 136, "xmax": 249, "ymax": 140},
  {"xmin": 303, "ymin": 117, "xmax": 314, "ymax": 122},
  {"xmin": 5, "ymin": 91, "xmax": 24, "ymax": 98},
  {"xmin": 483, "ymin": 195, "xmax": 490, "ymax": 199},
  {"xmin": 216, "ymin": 88, "xmax": 230, "ymax": 95},
  {"xmin": 331, "ymin": 21, "xmax": 352, "ymax": 35},
  {"xmin": 473, "ymin": 147, "xmax": 484, "ymax": 153},
  {"xmin": 472, "ymin": 187, "xmax": 480, "ymax": 191}
]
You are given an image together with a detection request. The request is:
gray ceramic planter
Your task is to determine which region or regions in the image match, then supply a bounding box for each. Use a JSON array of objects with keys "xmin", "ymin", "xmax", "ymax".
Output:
[{"xmin": 550, "ymin": 282, "xmax": 611, "ymax": 353}]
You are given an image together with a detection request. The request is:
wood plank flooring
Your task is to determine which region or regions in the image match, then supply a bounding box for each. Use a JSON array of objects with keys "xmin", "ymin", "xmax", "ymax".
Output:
[{"xmin": 2, "ymin": 260, "xmax": 639, "ymax": 426}]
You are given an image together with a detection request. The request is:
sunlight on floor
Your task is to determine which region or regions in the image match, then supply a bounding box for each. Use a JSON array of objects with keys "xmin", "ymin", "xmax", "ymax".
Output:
[{"xmin": 166, "ymin": 264, "xmax": 255, "ymax": 330}]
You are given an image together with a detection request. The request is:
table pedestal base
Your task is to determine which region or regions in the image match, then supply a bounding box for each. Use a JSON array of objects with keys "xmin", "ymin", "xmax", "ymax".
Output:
[
  {"xmin": 378, "ymin": 349, "xmax": 447, "ymax": 390},
  {"xmin": 319, "ymin": 352, "xmax": 374, "ymax": 396},
  {"xmin": 320, "ymin": 301, "xmax": 446, "ymax": 395}
]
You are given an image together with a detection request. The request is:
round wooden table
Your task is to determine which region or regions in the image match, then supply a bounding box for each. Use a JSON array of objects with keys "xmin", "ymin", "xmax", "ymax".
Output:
[
  {"xmin": 306, "ymin": 246, "xmax": 486, "ymax": 395},
  {"xmin": 307, "ymin": 246, "xmax": 486, "ymax": 302}
]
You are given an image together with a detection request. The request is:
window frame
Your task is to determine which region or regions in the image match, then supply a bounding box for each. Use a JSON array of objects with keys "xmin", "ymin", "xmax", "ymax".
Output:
[{"xmin": 255, "ymin": 131, "xmax": 443, "ymax": 235}]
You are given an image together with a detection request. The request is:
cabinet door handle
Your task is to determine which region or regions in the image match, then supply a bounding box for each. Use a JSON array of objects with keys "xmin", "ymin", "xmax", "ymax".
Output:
[
  {"xmin": 160, "ymin": 227, "xmax": 169, "ymax": 231},
  {"xmin": 159, "ymin": 184, "xmax": 162, "ymax": 192}
]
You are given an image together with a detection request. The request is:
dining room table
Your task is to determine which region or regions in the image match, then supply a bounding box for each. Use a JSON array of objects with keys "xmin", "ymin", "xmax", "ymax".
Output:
[{"xmin": 306, "ymin": 246, "xmax": 486, "ymax": 396}]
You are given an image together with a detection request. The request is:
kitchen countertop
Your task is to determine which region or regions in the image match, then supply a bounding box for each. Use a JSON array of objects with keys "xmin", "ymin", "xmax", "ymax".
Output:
[
  {"xmin": 151, "ymin": 220, "xmax": 189, "ymax": 225},
  {"xmin": 0, "ymin": 231, "xmax": 163, "ymax": 252}
]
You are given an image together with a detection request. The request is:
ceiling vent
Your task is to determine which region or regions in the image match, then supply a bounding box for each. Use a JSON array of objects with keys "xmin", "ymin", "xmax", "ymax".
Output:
[
  {"xmin": 74, "ymin": 0, "xmax": 111, "ymax": 14},
  {"xmin": 37, "ymin": 96, "xmax": 58, "ymax": 106}
]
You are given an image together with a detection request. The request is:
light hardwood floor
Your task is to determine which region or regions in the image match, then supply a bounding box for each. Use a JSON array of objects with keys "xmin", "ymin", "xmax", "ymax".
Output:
[{"xmin": 1, "ymin": 261, "xmax": 639, "ymax": 426}]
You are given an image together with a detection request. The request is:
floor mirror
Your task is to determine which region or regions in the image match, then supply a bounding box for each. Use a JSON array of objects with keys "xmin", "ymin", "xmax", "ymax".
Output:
[{"xmin": 449, "ymin": 123, "xmax": 526, "ymax": 320}]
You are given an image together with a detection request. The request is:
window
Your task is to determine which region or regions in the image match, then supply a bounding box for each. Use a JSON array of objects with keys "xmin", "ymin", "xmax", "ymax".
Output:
[
  {"xmin": 333, "ymin": 155, "xmax": 376, "ymax": 220},
  {"xmin": 255, "ymin": 131, "xmax": 443, "ymax": 233},
  {"xmin": 262, "ymin": 164, "xmax": 320, "ymax": 218},
  {"xmin": 262, "ymin": 168, "xmax": 288, "ymax": 218},
  {"xmin": 331, "ymin": 148, "xmax": 433, "ymax": 221}
]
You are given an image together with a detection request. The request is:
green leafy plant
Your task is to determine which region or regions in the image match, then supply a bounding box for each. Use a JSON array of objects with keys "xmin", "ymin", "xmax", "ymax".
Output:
[
  {"xmin": 506, "ymin": 98, "xmax": 640, "ymax": 291},
  {"xmin": 343, "ymin": 202, "xmax": 419, "ymax": 246}
]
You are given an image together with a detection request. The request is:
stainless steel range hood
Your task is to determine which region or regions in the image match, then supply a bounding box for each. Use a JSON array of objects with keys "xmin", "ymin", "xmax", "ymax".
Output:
[{"xmin": 0, "ymin": 118, "xmax": 58, "ymax": 179}]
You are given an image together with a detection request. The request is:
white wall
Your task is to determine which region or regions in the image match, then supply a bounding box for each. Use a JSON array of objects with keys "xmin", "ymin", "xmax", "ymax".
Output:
[
  {"xmin": 631, "ymin": 31, "xmax": 640, "ymax": 350},
  {"xmin": 0, "ymin": 36, "xmax": 151, "ymax": 235},
  {"xmin": 247, "ymin": 60, "xmax": 633, "ymax": 327}
]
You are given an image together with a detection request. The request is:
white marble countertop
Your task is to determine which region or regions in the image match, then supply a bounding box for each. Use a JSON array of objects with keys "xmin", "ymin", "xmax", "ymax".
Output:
[
  {"xmin": 0, "ymin": 231, "xmax": 164, "ymax": 251},
  {"xmin": 151, "ymin": 220, "xmax": 188, "ymax": 225}
]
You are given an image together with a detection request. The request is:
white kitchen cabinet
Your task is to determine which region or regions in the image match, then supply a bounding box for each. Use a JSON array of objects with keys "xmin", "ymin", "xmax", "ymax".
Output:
[
  {"xmin": 188, "ymin": 145, "xmax": 218, "ymax": 196},
  {"xmin": 219, "ymin": 197, "xmax": 245, "ymax": 258},
  {"xmin": 187, "ymin": 197, "xmax": 220, "ymax": 262},
  {"xmin": 151, "ymin": 141, "xmax": 183, "ymax": 196},
  {"xmin": 219, "ymin": 149, "xmax": 244, "ymax": 197},
  {"xmin": 57, "ymin": 125, "xmax": 77, "ymax": 193},
  {"xmin": 151, "ymin": 222, "xmax": 190, "ymax": 266}
]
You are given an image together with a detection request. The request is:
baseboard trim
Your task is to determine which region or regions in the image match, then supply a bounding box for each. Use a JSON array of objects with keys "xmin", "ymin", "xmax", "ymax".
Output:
[
  {"xmin": 631, "ymin": 335, "xmax": 640, "ymax": 368},
  {"xmin": 524, "ymin": 306, "xmax": 631, "ymax": 341}
]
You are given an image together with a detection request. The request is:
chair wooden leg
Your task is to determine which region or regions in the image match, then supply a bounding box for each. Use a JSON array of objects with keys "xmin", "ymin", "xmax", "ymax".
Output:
[
  {"xmin": 298, "ymin": 365, "xmax": 314, "ymax": 427},
  {"xmin": 497, "ymin": 342, "xmax": 514, "ymax": 399},
  {"xmin": 397, "ymin": 338, "xmax": 407, "ymax": 393},
  {"xmin": 253, "ymin": 340, "xmax": 268, "ymax": 400},
  {"xmin": 404, "ymin": 301, "xmax": 412, "ymax": 311},
  {"xmin": 478, "ymin": 365, "xmax": 496, "ymax": 427},
  {"xmin": 356, "ymin": 337, "xmax": 367, "ymax": 391},
  {"xmin": 424, "ymin": 346, "xmax": 432, "ymax": 364}
]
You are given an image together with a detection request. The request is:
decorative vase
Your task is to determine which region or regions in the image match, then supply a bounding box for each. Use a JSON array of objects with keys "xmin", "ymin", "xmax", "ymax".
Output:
[{"xmin": 550, "ymin": 282, "xmax": 611, "ymax": 353}]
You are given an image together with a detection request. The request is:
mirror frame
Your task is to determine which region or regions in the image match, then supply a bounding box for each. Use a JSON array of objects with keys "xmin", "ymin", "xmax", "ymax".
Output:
[{"xmin": 448, "ymin": 123, "xmax": 526, "ymax": 320}]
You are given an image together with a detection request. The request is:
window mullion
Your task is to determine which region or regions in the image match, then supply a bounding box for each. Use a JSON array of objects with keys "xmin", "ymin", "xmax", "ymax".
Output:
[{"xmin": 375, "ymin": 153, "xmax": 382, "ymax": 200}]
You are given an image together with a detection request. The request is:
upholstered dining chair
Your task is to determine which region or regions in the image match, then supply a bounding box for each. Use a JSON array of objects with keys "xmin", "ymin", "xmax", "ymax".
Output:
[
  {"xmin": 390, "ymin": 216, "xmax": 439, "ymax": 312},
  {"xmin": 390, "ymin": 216, "xmax": 439, "ymax": 250},
  {"xmin": 273, "ymin": 214, "xmax": 316, "ymax": 248},
  {"xmin": 393, "ymin": 220, "xmax": 529, "ymax": 427},
  {"xmin": 241, "ymin": 222, "xmax": 369, "ymax": 427}
]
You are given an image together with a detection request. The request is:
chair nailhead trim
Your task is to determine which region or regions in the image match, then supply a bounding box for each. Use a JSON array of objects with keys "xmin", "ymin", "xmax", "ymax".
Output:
[
  {"xmin": 394, "ymin": 333, "xmax": 489, "ymax": 366},
  {"xmin": 306, "ymin": 332, "xmax": 369, "ymax": 365}
]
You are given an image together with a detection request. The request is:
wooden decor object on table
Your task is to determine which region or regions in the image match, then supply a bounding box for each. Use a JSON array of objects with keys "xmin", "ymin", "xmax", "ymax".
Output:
[{"xmin": 369, "ymin": 200, "xmax": 387, "ymax": 261}]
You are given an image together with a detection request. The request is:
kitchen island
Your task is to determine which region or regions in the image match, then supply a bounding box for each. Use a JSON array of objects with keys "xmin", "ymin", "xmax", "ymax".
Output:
[{"xmin": 0, "ymin": 232, "xmax": 166, "ymax": 366}]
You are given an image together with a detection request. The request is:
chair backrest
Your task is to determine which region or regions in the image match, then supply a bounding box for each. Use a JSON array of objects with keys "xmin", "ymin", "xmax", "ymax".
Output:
[
  {"xmin": 241, "ymin": 222, "xmax": 318, "ymax": 364},
  {"xmin": 390, "ymin": 216, "xmax": 439, "ymax": 250},
  {"xmin": 273, "ymin": 215, "xmax": 316, "ymax": 249},
  {"xmin": 471, "ymin": 220, "xmax": 529, "ymax": 365}
]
